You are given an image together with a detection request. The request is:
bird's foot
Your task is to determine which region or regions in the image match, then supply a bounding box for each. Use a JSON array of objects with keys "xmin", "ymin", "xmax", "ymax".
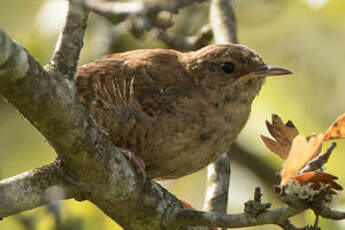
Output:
[{"xmin": 119, "ymin": 148, "xmax": 146, "ymax": 180}]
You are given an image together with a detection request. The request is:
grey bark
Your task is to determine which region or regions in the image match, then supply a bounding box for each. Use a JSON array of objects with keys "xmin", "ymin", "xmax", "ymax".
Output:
[{"xmin": 0, "ymin": 162, "xmax": 72, "ymax": 217}]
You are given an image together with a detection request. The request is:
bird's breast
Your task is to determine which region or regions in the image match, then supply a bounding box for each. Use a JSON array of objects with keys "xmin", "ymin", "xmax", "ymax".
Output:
[{"xmin": 144, "ymin": 103, "xmax": 251, "ymax": 180}]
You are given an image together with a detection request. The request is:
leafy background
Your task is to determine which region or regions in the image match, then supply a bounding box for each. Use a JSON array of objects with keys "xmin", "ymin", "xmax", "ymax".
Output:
[{"xmin": 0, "ymin": 0, "xmax": 345, "ymax": 229}]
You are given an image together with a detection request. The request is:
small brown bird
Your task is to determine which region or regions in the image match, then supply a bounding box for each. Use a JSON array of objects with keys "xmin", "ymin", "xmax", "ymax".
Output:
[{"xmin": 76, "ymin": 44, "xmax": 291, "ymax": 180}]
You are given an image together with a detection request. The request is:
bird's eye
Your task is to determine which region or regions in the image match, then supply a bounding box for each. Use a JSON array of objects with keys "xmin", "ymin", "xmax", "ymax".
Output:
[{"xmin": 220, "ymin": 62, "xmax": 235, "ymax": 74}]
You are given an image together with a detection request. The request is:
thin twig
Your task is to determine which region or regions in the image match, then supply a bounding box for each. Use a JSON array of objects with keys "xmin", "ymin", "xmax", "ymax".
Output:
[
  {"xmin": 151, "ymin": 25, "xmax": 212, "ymax": 50},
  {"xmin": 316, "ymin": 204, "xmax": 345, "ymax": 220},
  {"xmin": 85, "ymin": 0, "xmax": 209, "ymax": 20},
  {"xmin": 204, "ymin": 0, "xmax": 238, "ymax": 220},
  {"xmin": 85, "ymin": 0, "xmax": 144, "ymax": 24},
  {"xmin": 85, "ymin": 0, "xmax": 212, "ymax": 50},
  {"xmin": 277, "ymin": 221, "xmax": 297, "ymax": 230},
  {"xmin": 210, "ymin": 0, "xmax": 238, "ymax": 44},
  {"xmin": 175, "ymin": 205, "xmax": 302, "ymax": 229},
  {"xmin": 204, "ymin": 154, "xmax": 230, "ymax": 214},
  {"xmin": 276, "ymin": 220, "xmax": 310, "ymax": 230},
  {"xmin": 301, "ymin": 142, "xmax": 337, "ymax": 173}
]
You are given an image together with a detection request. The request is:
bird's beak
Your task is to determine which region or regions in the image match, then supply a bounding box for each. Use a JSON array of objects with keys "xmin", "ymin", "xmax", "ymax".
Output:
[
  {"xmin": 257, "ymin": 66, "xmax": 292, "ymax": 77},
  {"xmin": 234, "ymin": 66, "xmax": 292, "ymax": 86}
]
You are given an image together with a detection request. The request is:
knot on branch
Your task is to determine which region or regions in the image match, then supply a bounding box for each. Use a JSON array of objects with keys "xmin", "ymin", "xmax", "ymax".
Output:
[{"xmin": 244, "ymin": 187, "xmax": 271, "ymax": 217}]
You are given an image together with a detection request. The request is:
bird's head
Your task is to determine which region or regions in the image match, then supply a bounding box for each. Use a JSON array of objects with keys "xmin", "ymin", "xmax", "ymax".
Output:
[{"xmin": 185, "ymin": 44, "xmax": 291, "ymax": 106}]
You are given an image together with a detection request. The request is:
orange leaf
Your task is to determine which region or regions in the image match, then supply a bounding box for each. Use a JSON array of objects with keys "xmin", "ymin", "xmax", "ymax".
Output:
[
  {"xmin": 292, "ymin": 171, "xmax": 342, "ymax": 193},
  {"xmin": 323, "ymin": 113, "xmax": 345, "ymax": 141},
  {"xmin": 281, "ymin": 134, "xmax": 324, "ymax": 186},
  {"xmin": 261, "ymin": 114, "xmax": 299, "ymax": 159}
]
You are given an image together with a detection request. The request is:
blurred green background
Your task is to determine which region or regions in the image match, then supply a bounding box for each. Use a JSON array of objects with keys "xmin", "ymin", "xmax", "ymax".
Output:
[{"xmin": 1, "ymin": 0, "xmax": 345, "ymax": 229}]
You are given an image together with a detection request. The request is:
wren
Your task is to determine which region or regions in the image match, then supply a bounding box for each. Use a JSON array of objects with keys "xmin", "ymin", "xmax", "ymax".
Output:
[{"xmin": 76, "ymin": 44, "xmax": 291, "ymax": 179}]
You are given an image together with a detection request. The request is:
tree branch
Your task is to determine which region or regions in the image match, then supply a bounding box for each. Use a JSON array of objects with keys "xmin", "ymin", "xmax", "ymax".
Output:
[
  {"xmin": 0, "ymin": 161, "xmax": 73, "ymax": 218},
  {"xmin": 84, "ymin": 0, "xmax": 212, "ymax": 49},
  {"xmin": 204, "ymin": 0, "xmax": 238, "ymax": 220},
  {"xmin": 276, "ymin": 221, "xmax": 305, "ymax": 230},
  {"xmin": 210, "ymin": 0, "xmax": 238, "ymax": 44},
  {"xmin": 175, "ymin": 205, "xmax": 302, "ymax": 228},
  {"xmin": 51, "ymin": 0, "xmax": 89, "ymax": 79},
  {"xmin": 85, "ymin": 0, "xmax": 209, "ymax": 23},
  {"xmin": 84, "ymin": 0, "xmax": 144, "ymax": 24},
  {"xmin": 0, "ymin": 27, "xmax": 87, "ymax": 159},
  {"xmin": 315, "ymin": 204, "xmax": 345, "ymax": 220},
  {"xmin": 151, "ymin": 25, "xmax": 212, "ymax": 51},
  {"xmin": 204, "ymin": 154, "xmax": 230, "ymax": 213},
  {"xmin": 0, "ymin": 28, "xmax": 30, "ymax": 81}
]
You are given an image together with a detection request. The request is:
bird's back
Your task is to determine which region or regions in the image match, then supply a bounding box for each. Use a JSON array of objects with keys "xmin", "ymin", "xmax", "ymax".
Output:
[{"xmin": 77, "ymin": 49, "xmax": 191, "ymax": 120}]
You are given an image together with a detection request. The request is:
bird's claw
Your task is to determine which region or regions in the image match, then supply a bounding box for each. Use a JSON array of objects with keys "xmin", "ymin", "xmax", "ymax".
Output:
[{"xmin": 119, "ymin": 148, "xmax": 146, "ymax": 181}]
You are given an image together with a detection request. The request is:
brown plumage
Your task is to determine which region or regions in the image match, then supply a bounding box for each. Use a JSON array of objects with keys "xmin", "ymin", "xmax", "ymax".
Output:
[{"xmin": 76, "ymin": 44, "xmax": 291, "ymax": 179}]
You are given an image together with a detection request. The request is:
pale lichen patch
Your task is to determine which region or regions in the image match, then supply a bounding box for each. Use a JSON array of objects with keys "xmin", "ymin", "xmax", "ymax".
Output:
[
  {"xmin": 0, "ymin": 30, "xmax": 12, "ymax": 67},
  {"xmin": 10, "ymin": 44, "xmax": 29, "ymax": 81},
  {"xmin": 0, "ymin": 30, "xmax": 29, "ymax": 80}
]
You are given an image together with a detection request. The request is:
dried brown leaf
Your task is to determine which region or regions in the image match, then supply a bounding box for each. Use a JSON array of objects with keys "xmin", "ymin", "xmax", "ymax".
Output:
[
  {"xmin": 261, "ymin": 135, "xmax": 288, "ymax": 159},
  {"xmin": 261, "ymin": 114, "xmax": 299, "ymax": 159}
]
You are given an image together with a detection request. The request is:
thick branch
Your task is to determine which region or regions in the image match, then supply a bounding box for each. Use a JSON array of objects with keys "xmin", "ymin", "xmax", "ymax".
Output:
[
  {"xmin": 0, "ymin": 27, "xmax": 86, "ymax": 157},
  {"xmin": 0, "ymin": 162, "xmax": 73, "ymax": 218},
  {"xmin": 51, "ymin": 0, "xmax": 89, "ymax": 78}
]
